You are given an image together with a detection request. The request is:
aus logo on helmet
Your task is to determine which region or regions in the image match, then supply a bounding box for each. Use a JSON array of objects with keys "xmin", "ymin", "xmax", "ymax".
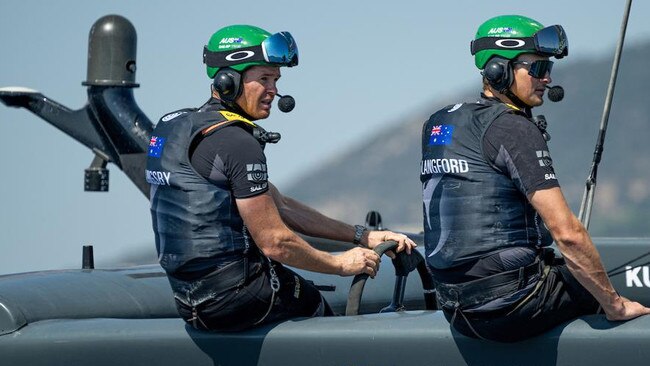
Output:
[
  {"xmin": 217, "ymin": 37, "xmax": 244, "ymax": 50},
  {"xmin": 488, "ymin": 27, "xmax": 513, "ymax": 34},
  {"xmin": 219, "ymin": 37, "xmax": 243, "ymax": 44}
]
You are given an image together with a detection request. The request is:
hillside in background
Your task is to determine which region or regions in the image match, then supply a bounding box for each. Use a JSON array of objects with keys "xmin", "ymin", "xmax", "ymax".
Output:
[{"xmin": 285, "ymin": 40, "xmax": 650, "ymax": 237}]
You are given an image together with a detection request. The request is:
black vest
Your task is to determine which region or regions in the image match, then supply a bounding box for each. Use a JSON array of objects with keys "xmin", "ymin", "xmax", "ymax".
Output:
[
  {"xmin": 420, "ymin": 99, "xmax": 552, "ymax": 269},
  {"xmin": 146, "ymin": 101, "xmax": 259, "ymax": 276}
]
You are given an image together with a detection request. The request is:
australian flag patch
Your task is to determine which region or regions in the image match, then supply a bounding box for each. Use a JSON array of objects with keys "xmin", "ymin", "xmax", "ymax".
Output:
[
  {"xmin": 148, "ymin": 136, "xmax": 166, "ymax": 158},
  {"xmin": 428, "ymin": 124, "xmax": 454, "ymax": 146}
]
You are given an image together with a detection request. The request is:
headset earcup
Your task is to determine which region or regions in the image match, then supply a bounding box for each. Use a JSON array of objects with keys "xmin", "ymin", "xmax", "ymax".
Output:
[
  {"xmin": 483, "ymin": 57, "xmax": 512, "ymax": 93},
  {"xmin": 213, "ymin": 68, "xmax": 242, "ymax": 103}
]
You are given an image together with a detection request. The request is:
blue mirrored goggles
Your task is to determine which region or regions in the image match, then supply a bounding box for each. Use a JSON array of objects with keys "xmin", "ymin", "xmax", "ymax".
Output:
[
  {"xmin": 512, "ymin": 59, "xmax": 554, "ymax": 79},
  {"xmin": 471, "ymin": 25, "xmax": 569, "ymax": 59},
  {"xmin": 262, "ymin": 31, "xmax": 299, "ymax": 66},
  {"xmin": 204, "ymin": 31, "xmax": 299, "ymax": 68}
]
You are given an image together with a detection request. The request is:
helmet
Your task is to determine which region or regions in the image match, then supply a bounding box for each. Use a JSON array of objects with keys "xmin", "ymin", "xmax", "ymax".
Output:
[
  {"xmin": 204, "ymin": 25, "xmax": 299, "ymax": 78},
  {"xmin": 471, "ymin": 15, "xmax": 568, "ymax": 69}
]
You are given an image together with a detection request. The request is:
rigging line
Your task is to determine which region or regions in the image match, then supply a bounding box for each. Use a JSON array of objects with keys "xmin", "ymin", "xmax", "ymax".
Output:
[
  {"xmin": 606, "ymin": 249, "xmax": 650, "ymax": 275},
  {"xmin": 578, "ymin": 0, "xmax": 633, "ymax": 229},
  {"xmin": 608, "ymin": 260, "xmax": 650, "ymax": 278}
]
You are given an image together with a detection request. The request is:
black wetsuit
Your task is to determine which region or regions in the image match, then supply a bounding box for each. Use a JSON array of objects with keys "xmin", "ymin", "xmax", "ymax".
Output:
[
  {"xmin": 421, "ymin": 95, "xmax": 599, "ymax": 342},
  {"xmin": 147, "ymin": 98, "xmax": 328, "ymax": 332}
]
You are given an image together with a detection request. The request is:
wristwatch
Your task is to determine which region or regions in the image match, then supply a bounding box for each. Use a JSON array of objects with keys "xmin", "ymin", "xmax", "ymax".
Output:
[{"xmin": 353, "ymin": 225, "xmax": 367, "ymax": 245}]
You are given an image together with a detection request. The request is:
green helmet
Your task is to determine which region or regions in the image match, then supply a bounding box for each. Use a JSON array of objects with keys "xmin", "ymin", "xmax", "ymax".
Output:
[
  {"xmin": 204, "ymin": 25, "xmax": 273, "ymax": 78},
  {"xmin": 472, "ymin": 15, "xmax": 545, "ymax": 70},
  {"xmin": 204, "ymin": 25, "xmax": 299, "ymax": 78}
]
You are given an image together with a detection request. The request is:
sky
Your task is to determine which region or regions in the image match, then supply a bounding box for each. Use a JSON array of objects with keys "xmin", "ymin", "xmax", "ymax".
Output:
[{"xmin": 1, "ymin": 0, "xmax": 649, "ymax": 275}]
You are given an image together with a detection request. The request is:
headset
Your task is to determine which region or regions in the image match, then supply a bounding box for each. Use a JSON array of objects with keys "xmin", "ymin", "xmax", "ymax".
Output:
[
  {"xmin": 482, "ymin": 56, "xmax": 513, "ymax": 93},
  {"xmin": 213, "ymin": 67, "xmax": 242, "ymax": 103}
]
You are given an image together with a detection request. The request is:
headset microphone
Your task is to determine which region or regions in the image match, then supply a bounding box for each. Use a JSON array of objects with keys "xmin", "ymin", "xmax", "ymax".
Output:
[
  {"xmin": 277, "ymin": 94, "xmax": 295, "ymax": 113},
  {"xmin": 545, "ymin": 85, "xmax": 564, "ymax": 102}
]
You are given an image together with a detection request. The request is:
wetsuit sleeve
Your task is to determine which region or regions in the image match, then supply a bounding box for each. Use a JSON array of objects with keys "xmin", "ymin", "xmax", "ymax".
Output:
[
  {"xmin": 190, "ymin": 125, "xmax": 269, "ymax": 198},
  {"xmin": 482, "ymin": 114, "xmax": 559, "ymax": 196}
]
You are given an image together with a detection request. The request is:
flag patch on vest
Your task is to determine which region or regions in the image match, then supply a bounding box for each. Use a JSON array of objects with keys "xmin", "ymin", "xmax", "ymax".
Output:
[
  {"xmin": 428, "ymin": 124, "xmax": 454, "ymax": 146},
  {"xmin": 148, "ymin": 136, "xmax": 166, "ymax": 158}
]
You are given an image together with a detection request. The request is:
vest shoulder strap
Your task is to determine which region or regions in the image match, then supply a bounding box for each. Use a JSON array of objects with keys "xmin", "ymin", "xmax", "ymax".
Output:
[{"xmin": 201, "ymin": 111, "xmax": 258, "ymax": 136}]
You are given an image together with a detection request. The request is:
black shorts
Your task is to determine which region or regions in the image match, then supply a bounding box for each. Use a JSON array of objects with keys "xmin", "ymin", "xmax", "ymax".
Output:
[
  {"xmin": 444, "ymin": 258, "xmax": 601, "ymax": 342},
  {"xmin": 175, "ymin": 263, "xmax": 331, "ymax": 332}
]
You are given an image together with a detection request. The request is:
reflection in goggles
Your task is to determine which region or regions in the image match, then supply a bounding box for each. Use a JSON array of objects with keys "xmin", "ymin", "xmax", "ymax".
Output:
[
  {"xmin": 534, "ymin": 25, "xmax": 568, "ymax": 58},
  {"xmin": 262, "ymin": 32, "xmax": 299, "ymax": 66}
]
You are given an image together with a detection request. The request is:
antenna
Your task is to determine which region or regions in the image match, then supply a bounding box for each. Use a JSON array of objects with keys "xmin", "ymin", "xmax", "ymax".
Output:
[
  {"xmin": 0, "ymin": 15, "xmax": 154, "ymax": 198},
  {"xmin": 82, "ymin": 245, "xmax": 95, "ymax": 270},
  {"xmin": 578, "ymin": 0, "xmax": 633, "ymax": 228}
]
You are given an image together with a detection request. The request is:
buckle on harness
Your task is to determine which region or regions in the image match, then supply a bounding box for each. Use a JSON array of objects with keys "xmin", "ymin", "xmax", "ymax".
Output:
[
  {"xmin": 268, "ymin": 259, "xmax": 281, "ymax": 293},
  {"xmin": 517, "ymin": 266, "xmax": 526, "ymax": 290}
]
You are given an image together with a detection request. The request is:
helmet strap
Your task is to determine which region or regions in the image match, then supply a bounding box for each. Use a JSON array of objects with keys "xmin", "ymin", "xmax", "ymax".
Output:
[{"xmin": 216, "ymin": 98, "xmax": 255, "ymax": 121}]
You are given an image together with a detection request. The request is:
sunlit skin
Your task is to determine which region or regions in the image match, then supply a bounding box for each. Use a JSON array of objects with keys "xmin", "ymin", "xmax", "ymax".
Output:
[
  {"xmin": 493, "ymin": 53, "xmax": 650, "ymax": 322},
  {"xmin": 235, "ymin": 65, "xmax": 281, "ymax": 120},
  {"xmin": 509, "ymin": 53, "xmax": 552, "ymax": 107}
]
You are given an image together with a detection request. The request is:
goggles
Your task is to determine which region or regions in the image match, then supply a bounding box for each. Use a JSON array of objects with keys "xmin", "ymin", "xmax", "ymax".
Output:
[
  {"xmin": 471, "ymin": 25, "xmax": 569, "ymax": 59},
  {"xmin": 204, "ymin": 31, "xmax": 299, "ymax": 68},
  {"xmin": 512, "ymin": 60, "xmax": 554, "ymax": 79}
]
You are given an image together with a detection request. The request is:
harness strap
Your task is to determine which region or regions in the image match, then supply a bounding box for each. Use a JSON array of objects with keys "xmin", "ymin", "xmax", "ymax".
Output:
[
  {"xmin": 201, "ymin": 120, "xmax": 234, "ymax": 135},
  {"xmin": 506, "ymin": 263, "xmax": 551, "ymax": 316},
  {"xmin": 453, "ymin": 306, "xmax": 488, "ymax": 340},
  {"xmin": 435, "ymin": 257, "xmax": 544, "ymax": 310},
  {"xmin": 438, "ymin": 250, "xmax": 555, "ymax": 339}
]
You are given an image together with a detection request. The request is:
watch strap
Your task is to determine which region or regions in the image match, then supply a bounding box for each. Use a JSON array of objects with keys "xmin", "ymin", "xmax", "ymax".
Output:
[{"xmin": 353, "ymin": 225, "xmax": 366, "ymax": 245}]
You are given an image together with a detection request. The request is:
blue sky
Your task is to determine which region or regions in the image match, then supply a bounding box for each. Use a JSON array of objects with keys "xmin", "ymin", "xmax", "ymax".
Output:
[{"xmin": 2, "ymin": 0, "xmax": 649, "ymax": 275}]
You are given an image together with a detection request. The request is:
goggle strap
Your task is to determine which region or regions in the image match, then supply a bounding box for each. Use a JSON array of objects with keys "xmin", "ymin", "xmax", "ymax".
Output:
[
  {"xmin": 203, "ymin": 45, "xmax": 267, "ymax": 68},
  {"xmin": 471, "ymin": 37, "xmax": 536, "ymax": 55}
]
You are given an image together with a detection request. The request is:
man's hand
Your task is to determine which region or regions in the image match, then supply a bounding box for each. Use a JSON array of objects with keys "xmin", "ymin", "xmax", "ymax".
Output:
[
  {"xmin": 604, "ymin": 296, "xmax": 650, "ymax": 321},
  {"xmin": 365, "ymin": 230, "xmax": 417, "ymax": 256},
  {"xmin": 336, "ymin": 247, "xmax": 381, "ymax": 277}
]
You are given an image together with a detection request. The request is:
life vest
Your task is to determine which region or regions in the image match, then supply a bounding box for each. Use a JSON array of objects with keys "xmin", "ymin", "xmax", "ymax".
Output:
[
  {"xmin": 146, "ymin": 103, "xmax": 259, "ymax": 277},
  {"xmin": 420, "ymin": 99, "xmax": 552, "ymax": 269}
]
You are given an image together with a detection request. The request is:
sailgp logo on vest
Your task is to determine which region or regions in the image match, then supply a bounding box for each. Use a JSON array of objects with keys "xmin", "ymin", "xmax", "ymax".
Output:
[
  {"xmin": 161, "ymin": 111, "xmax": 186, "ymax": 122},
  {"xmin": 428, "ymin": 124, "xmax": 454, "ymax": 146},
  {"xmin": 626, "ymin": 266, "xmax": 650, "ymax": 287},
  {"xmin": 420, "ymin": 158, "xmax": 469, "ymax": 175},
  {"xmin": 447, "ymin": 103, "xmax": 463, "ymax": 113}
]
